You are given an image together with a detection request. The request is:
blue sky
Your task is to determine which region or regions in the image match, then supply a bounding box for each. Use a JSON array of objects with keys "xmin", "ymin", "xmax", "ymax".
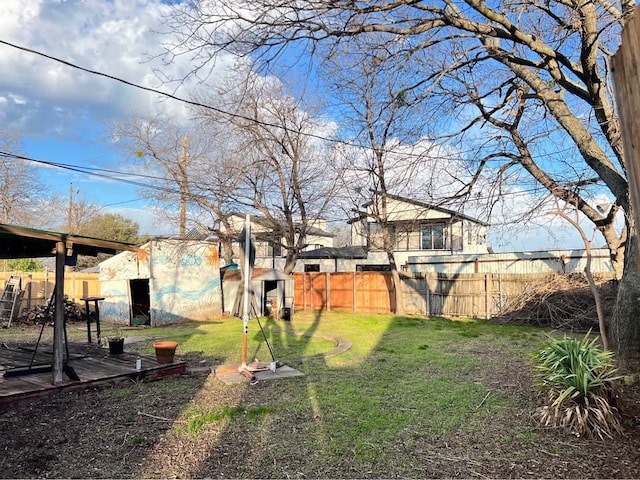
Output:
[
  {"xmin": 0, "ymin": 0, "xmax": 616, "ymax": 250},
  {"xmin": 0, "ymin": 0, "xmax": 202, "ymax": 236}
]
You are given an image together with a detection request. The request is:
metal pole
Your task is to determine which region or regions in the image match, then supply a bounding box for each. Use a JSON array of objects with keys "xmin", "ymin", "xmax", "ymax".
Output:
[{"xmin": 241, "ymin": 214, "xmax": 250, "ymax": 369}]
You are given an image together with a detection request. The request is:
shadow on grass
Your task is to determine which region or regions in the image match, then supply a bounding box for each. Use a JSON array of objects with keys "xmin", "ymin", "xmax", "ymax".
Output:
[
  {"xmin": 126, "ymin": 311, "xmax": 579, "ymax": 479},
  {"xmin": 4, "ymin": 313, "xmax": 638, "ymax": 478}
]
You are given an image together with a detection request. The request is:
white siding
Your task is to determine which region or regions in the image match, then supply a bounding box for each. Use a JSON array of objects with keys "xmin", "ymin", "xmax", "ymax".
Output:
[
  {"xmin": 407, "ymin": 249, "xmax": 613, "ymax": 274},
  {"xmin": 100, "ymin": 240, "xmax": 222, "ymax": 325}
]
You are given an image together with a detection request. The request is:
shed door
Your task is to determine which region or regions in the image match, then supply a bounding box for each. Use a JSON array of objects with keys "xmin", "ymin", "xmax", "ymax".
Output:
[{"xmin": 129, "ymin": 279, "xmax": 150, "ymax": 326}]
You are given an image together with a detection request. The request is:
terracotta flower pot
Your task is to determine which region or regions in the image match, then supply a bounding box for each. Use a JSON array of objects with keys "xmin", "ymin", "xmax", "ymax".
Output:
[{"xmin": 153, "ymin": 341, "xmax": 178, "ymax": 364}]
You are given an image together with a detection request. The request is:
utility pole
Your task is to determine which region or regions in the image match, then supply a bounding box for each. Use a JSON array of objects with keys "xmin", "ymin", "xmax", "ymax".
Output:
[
  {"xmin": 67, "ymin": 183, "xmax": 74, "ymax": 233},
  {"xmin": 179, "ymin": 135, "xmax": 187, "ymax": 238}
]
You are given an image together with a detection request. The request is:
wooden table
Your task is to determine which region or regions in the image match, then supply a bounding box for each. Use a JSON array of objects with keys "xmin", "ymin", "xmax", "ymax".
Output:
[{"xmin": 80, "ymin": 297, "xmax": 105, "ymax": 343}]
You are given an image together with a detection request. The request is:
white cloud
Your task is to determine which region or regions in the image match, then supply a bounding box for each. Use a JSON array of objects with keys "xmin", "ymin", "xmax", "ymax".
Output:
[{"xmin": 0, "ymin": 0, "xmax": 233, "ymax": 138}]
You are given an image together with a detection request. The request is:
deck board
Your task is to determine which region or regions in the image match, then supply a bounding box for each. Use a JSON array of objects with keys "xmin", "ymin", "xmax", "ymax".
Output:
[{"xmin": 0, "ymin": 343, "xmax": 186, "ymax": 408}]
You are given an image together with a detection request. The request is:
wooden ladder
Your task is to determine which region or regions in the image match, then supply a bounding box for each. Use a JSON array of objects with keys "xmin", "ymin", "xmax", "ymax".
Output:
[{"xmin": 0, "ymin": 275, "xmax": 23, "ymax": 327}]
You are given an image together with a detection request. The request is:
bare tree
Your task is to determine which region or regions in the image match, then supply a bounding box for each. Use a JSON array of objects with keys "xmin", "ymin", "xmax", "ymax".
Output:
[
  {"xmin": 163, "ymin": 0, "xmax": 639, "ymax": 359},
  {"xmin": 112, "ymin": 114, "xmax": 195, "ymax": 235},
  {"xmin": 113, "ymin": 112, "xmax": 249, "ymax": 264},
  {"xmin": 323, "ymin": 37, "xmax": 446, "ymax": 314},
  {"xmin": 0, "ymin": 128, "xmax": 49, "ymax": 226},
  {"xmin": 195, "ymin": 69, "xmax": 339, "ymax": 273}
]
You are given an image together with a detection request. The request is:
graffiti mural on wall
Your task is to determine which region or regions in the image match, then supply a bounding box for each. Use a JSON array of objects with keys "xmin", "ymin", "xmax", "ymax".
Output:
[
  {"xmin": 100, "ymin": 240, "xmax": 223, "ymax": 325},
  {"xmin": 151, "ymin": 278, "xmax": 221, "ymax": 303},
  {"xmin": 149, "ymin": 242, "xmax": 222, "ymax": 323},
  {"xmin": 100, "ymin": 285, "xmax": 130, "ymax": 324}
]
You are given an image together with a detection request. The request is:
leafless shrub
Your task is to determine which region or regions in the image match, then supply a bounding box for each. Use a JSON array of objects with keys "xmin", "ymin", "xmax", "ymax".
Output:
[{"xmin": 494, "ymin": 274, "xmax": 617, "ymax": 331}]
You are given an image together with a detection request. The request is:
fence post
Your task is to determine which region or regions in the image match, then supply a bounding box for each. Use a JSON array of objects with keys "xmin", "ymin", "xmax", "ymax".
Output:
[
  {"xmin": 302, "ymin": 273, "xmax": 307, "ymax": 311},
  {"xmin": 353, "ymin": 271, "xmax": 356, "ymax": 312},
  {"xmin": 484, "ymin": 274, "xmax": 490, "ymax": 320},
  {"xmin": 44, "ymin": 268, "xmax": 49, "ymax": 304},
  {"xmin": 26, "ymin": 274, "xmax": 32, "ymax": 313},
  {"xmin": 424, "ymin": 273, "xmax": 430, "ymax": 317},
  {"xmin": 326, "ymin": 272, "xmax": 330, "ymax": 311},
  {"xmin": 498, "ymin": 273, "xmax": 503, "ymax": 315},
  {"xmin": 310, "ymin": 274, "xmax": 314, "ymax": 310}
]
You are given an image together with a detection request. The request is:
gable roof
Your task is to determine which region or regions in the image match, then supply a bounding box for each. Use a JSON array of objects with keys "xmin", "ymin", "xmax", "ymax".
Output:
[{"xmin": 352, "ymin": 193, "xmax": 489, "ymax": 226}]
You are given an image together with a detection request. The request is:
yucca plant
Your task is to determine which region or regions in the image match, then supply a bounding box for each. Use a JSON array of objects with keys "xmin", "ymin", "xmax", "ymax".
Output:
[{"xmin": 531, "ymin": 332, "xmax": 623, "ymax": 439}]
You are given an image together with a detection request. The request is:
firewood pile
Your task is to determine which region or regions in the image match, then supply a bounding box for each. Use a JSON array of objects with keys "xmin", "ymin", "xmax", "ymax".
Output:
[
  {"xmin": 492, "ymin": 274, "xmax": 617, "ymax": 331},
  {"xmin": 17, "ymin": 297, "xmax": 85, "ymax": 325}
]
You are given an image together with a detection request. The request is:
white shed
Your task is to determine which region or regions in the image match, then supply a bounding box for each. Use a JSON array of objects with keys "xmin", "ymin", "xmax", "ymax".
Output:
[
  {"xmin": 222, "ymin": 267, "xmax": 294, "ymax": 319},
  {"xmin": 99, "ymin": 239, "xmax": 223, "ymax": 326}
]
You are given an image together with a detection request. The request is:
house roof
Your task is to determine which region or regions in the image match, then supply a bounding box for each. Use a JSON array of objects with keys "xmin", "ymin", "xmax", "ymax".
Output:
[
  {"xmin": 351, "ymin": 194, "xmax": 489, "ymax": 226},
  {"xmin": 0, "ymin": 223, "xmax": 139, "ymax": 259},
  {"xmin": 228, "ymin": 213, "xmax": 334, "ymax": 238},
  {"xmin": 298, "ymin": 246, "xmax": 368, "ymax": 259},
  {"xmin": 221, "ymin": 267, "xmax": 292, "ymax": 282}
]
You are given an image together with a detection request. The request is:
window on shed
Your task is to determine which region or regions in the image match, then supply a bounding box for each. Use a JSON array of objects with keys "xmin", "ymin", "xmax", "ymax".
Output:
[{"xmin": 304, "ymin": 264, "xmax": 320, "ymax": 272}]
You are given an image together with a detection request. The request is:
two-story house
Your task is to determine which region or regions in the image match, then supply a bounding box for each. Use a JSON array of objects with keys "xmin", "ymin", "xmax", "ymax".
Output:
[{"xmin": 348, "ymin": 194, "xmax": 489, "ymax": 270}]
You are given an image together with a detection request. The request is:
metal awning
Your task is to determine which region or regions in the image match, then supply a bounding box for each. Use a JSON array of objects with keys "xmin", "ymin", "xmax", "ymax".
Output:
[
  {"xmin": 0, "ymin": 223, "xmax": 139, "ymax": 385},
  {"xmin": 0, "ymin": 224, "xmax": 138, "ymax": 259}
]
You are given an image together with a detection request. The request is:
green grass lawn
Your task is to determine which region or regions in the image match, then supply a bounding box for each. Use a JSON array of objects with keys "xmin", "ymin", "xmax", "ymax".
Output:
[
  {"xmin": 114, "ymin": 311, "xmax": 551, "ymax": 476},
  {"xmin": 3, "ymin": 311, "xmax": 634, "ymax": 478}
]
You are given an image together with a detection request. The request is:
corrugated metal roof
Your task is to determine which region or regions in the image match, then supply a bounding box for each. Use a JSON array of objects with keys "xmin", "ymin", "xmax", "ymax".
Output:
[{"xmin": 0, "ymin": 223, "xmax": 138, "ymax": 259}]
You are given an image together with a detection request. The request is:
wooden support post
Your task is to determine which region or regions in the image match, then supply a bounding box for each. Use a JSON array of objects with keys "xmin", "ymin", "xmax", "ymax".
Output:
[{"xmin": 52, "ymin": 241, "xmax": 66, "ymax": 384}]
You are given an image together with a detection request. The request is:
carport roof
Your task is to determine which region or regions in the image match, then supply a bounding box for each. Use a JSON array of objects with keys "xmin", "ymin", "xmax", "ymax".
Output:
[{"xmin": 0, "ymin": 223, "xmax": 139, "ymax": 259}]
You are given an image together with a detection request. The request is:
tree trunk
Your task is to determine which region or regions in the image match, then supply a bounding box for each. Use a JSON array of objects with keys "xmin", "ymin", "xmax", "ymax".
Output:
[
  {"xmin": 220, "ymin": 236, "xmax": 234, "ymax": 265},
  {"xmin": 611, "ymin": 233, "xmax": 640, "ymax": 365},
  {"xmin": 386, "ymin": 250, "xmax": 405, "ymax": 316},
  {"xmin": 390, "ymin": 266, "xmax": 405, "ymax": 316}
]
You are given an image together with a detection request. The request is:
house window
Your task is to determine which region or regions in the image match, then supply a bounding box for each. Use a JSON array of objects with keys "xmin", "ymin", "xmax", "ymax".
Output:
[
  {"xmin": 421, "ymin": 223, "xmax": 445, "ymax": 250},
  {"xmin": 267, "ymin": 241, "xmax": 282, "ymax": 257},
  {"xmin": 304, "ymin": 264, "xmax": 320, "ymax": 272}
]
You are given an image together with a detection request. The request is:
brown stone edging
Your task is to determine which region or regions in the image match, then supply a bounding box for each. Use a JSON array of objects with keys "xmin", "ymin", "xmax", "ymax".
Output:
[{"xmin": 302, "ymin": 334, "xmax": 352, "ymax": 359}]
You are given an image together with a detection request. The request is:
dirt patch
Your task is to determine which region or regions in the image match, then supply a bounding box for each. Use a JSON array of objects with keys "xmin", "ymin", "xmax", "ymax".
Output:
[{"xmin": 0, "ymin": 339, "xmax": 639, "ymax": 478}]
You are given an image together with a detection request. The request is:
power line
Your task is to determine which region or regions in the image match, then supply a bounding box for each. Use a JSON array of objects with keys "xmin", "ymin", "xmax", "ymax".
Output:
[
  {"xmin": 0, "ymin": 39, "xmax": 359, "ymax": 149},
  {"xmin": 0, "ymin": 39, "xmax": 613, "ymax": 229},
  {"xmin": 0, "ymin": 147, "xmax": 604, "ymax": 219},
  {"xmin": 0, "ymin": 150, "xmax": 185, "ymax": 196},
  {"xmin": 0, "ymin": 38, "xmax": 589, "ymax": 164}
]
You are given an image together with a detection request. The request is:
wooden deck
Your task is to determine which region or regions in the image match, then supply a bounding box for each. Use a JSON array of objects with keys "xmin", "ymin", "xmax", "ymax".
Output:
[{"xmin": 0, "ymin": 342, "xmax": 187, "ymax": 408}]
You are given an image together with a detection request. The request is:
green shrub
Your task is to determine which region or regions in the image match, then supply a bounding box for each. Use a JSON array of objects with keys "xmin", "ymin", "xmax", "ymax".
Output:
[{"xmin": 531, "ymin": 332, "xmax": 623, "ymax": 439}]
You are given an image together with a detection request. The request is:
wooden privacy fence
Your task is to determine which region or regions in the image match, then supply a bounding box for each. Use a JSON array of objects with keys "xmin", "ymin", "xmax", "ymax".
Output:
[
  {"xmin": 292, "ymin": 271, "xmax": 612, "ymax": 319},
  {"xmin": 0, "ymin": 271, "xmax": 101, "ymax": 315}
]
